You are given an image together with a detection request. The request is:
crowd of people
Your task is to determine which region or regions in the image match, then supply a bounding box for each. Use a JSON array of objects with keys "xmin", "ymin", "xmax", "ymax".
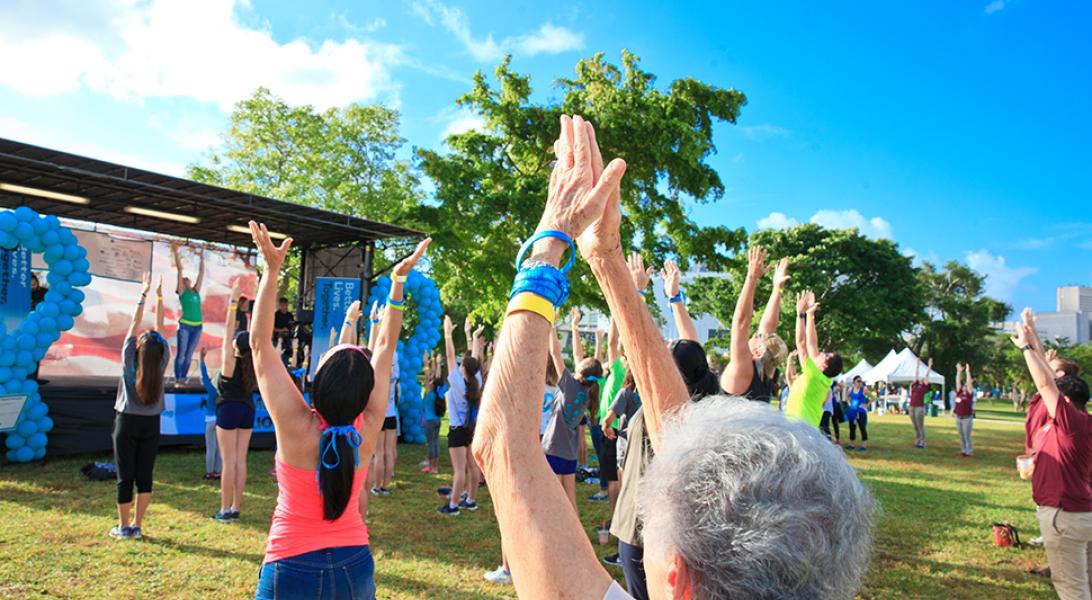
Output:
[{"xmin": 100, "ymin": 114, "xmax": 1091, "ymax": 600}]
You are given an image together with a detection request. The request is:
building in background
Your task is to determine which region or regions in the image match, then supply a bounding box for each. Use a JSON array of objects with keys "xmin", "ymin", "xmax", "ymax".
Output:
[{"xmin": 996, "ymin": 285, "xmax": 1092, "ymax": 345}]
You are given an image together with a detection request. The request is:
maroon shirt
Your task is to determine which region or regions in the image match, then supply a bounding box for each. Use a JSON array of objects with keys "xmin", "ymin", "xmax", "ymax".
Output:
[
  {"xmin": 954, "ymin": 389, "xmax": 974, "ymax": 417},
  {"xmin": 1025, "ymin": 393, "xmax": 1092, "ymax": 512},
  {"xmin": 909, "ymin": 382, "xmax": 928, "ymax": 408}
]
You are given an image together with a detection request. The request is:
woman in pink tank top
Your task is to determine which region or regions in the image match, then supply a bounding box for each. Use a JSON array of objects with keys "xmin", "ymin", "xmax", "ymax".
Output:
[{"xmin": 247, "ymin": 221, "xmax": 430, "ymax": 600}]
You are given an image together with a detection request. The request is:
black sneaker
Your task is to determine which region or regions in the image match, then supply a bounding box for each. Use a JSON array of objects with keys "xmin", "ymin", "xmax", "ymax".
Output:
[
  {"xmin": 437, "ymin": 504, "xmax": 460, "ymax": 516},
  {"xmin": 458, "ymin": 499, "xmax": 479, "ymax": 511},
  {"xmin": 602, "ymin": 554, "xmax": 622, "ymax": 567}
]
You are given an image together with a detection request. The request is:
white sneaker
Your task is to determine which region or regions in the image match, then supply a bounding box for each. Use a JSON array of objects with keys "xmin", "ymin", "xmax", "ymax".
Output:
[{"xmin": 484, "ymin": 565, "xmax": 512, "ymax": 585}]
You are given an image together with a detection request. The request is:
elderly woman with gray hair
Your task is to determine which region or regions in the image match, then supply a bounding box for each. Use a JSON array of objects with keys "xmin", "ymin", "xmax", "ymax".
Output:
[{"xmin": 470, "ymin": 114, "xmax": 876, "ymax": 599}]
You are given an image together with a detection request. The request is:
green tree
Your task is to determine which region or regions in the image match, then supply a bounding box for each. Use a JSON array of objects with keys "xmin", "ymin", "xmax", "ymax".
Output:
[
  {"xmin": 912, "ymin": 261, "xmax": 1011, "ymax": 386},
  {"xmin": 416, "ymin": 51, "xmax": 749, "ymax": 322},
  {"xmin": 689, "ymin": 225, "xmax": 923, "ymax": 360}
]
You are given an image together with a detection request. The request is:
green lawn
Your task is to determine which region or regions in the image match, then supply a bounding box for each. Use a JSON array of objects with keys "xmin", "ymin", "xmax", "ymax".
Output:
[{"xmin": 0, "ymin": 408, "xmax": 1054, "ymax": 599}]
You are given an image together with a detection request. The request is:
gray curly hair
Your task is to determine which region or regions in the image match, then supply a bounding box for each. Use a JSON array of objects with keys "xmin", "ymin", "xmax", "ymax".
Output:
[{"xmin": 637, "ymin": 396, "xmax": 875, "ymax": 599}]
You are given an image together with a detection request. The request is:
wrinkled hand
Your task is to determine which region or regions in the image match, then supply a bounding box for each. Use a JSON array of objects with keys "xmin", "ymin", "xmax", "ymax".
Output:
[
  {"xmin": 392, "ymin": 238, "xmax": 431, "ymax": 278},
  {"xmin": 747, "ymin": 246, "xmax": 771, "ymax": 280},
  {"xmin": 772, "ymin": 257, "xmax": 790, "ymax": 290},
  {"xmin": 661, "ymin": 259, "xmax": 681, "ymax": 298},
  {"xmin": 248, "ymin": 221, "xmax": 293, "ymax": 273},
  {"xmin": 628, "ymin": 252, "xmax": 653, "ymax": 291}
]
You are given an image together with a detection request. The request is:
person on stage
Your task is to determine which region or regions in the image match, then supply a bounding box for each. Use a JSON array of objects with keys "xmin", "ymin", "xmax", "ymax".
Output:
[
  {"xmin": 110, "ymin": 273, "xmax": 169, "ymax": 540},
  {"xmin": 170, "ymin": 242, "xmax": 205, "ymax": 385}
]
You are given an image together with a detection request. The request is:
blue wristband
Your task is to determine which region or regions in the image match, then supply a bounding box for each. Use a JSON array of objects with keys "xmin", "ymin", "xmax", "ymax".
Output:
[
  {"xmin": 510, "ymin": 265, "xmax": 570, "ymax": 307},
  {"xmin": 669, "ymin": 290, "xmax": 686, "ymax": 304},
  {"xmin": 388, "ymin": 295, "xmax": 406, "ymax": 308},
  {"xmin": 638, "ymin": 290, "xmax": 647, "ymax": 298},
  {"xmin": 514, "ymin": 230, "xmax": 576, "ymax": 275}
]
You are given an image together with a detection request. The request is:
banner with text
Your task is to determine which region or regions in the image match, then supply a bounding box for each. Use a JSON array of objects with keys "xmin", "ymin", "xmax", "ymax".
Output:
[
  {"xmin": 309, "ymin": 277, "xmax": 362, "ymax": 379},
  {"xmin": 0, "ymin": 247, "xmax": 31, "ymax": 334}
]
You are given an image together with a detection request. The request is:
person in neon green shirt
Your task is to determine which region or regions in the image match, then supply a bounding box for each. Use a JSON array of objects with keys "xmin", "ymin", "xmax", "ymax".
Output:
[
  {"xmin": 786, "ymin": 290, "xmax": 843, "ymax": 427},
  {"xmin": 171, "ymin": 242, "xmax": 205, "ymax": 384}
]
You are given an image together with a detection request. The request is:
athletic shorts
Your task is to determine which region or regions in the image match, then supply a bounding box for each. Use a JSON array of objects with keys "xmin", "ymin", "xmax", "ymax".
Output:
[
  {"xmin": 546, "ymin": 453, "xmax": 577, "ymax": 476},
  {"xmin": 597, "ymin": 433, "xmax": 618, "ymax": 481},
  {"xmin": 448, "ymin": 426, "xmax": 472, "ymax": 448},
  {"xmin": 382, "ymin": 416, "xmax": 398, "ymax": 431},
  {"xmin": 216, "ymin": 401, "xmax": 255, "ymax": 430}
]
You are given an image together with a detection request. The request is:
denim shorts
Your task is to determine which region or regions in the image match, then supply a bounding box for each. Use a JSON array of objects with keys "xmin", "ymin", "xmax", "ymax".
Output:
[{"xmin": 256, "ymin": 545, "xmax": 375, "ymax": 600}]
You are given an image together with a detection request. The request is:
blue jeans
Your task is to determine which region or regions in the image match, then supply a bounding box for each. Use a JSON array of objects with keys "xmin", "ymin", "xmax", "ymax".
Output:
[
  {"xmin": 175, "ymin": 323, "xmax": 202, "ymax": 381},
  {"xmin": 619, "ymin": 540, "xmax": 648, "ymax": 600},
  {"xmin": 256, "ymin": 545, "xmax": 375, "ymax": 600}
]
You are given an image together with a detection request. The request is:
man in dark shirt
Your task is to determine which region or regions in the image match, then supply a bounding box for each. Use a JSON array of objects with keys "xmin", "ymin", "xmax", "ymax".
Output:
[
  {"xmin": 273, "ymin": 297, "xmax": 295, "ymax": 363},
  {"xmin": 1014, "ymin": 313, "xmax": 1092, "ymax": 600}
]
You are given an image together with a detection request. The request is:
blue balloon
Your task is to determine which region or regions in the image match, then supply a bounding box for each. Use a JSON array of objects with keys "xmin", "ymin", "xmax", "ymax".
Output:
[
  {"xmin": 63, "ymin": 244, "xmax": 81, "ymax": 261},
  {"xmin": 44, "ymin": 290, "xmax": 63, "ymax": 304},
  {"xmin": 52, "ymin": 280, "xmax": 72, "ymax": 295},
  {"xmin": 31, "ymin": 217, "xmax": 48, "ymax": 234},
  {"xmin": 39, "ymin": 302, "xmax": 60, "ymax": 318},
  {"xmin": 56, "ymin": 315, "xmax": 74, "ymax": 331},
  {"xmin": 0, "ymin": 212, "xmax": 16, "ymax": 232},
  {"xmin": 69, "ymin": 289, "xmax": 85, "ymax": 304},
  {"xmin": 16, "ymin": 335, "xmax": 35, "ymax": 351},
  {"xmin": 37, "ymin": 416, "xmax": 53, "ymax": 433},
  {"xmin": 14, "ymin": 206, "xmax": 35, "ymax": 222},
  {"xmin": 15, "ymin": 350, "xmax": 33, "ymax": 367},
  {"xmin": 4, "ymin": 434, "xmax": 25, "ymax": 449},
  {"xmin": 22, "ymin": 320, "xmax": 39, "ymax": 336},
  {"xmin": 22, "ymin": 379, "xmax": 38, "ymax": 394},
  {"xmin": 16, "ymin": 420, "xmax": 37, "ymax": 437},
  {"xmin": 52, "ymin": 260, "xmax": 73, "ymax": 276},
  {"xmin": 0, "ymin": 233, "xmax": 16, "ymax": 250},
  {"xmin": 43, "ymin": 214, "xmax": 60, "ymax": 230},
  {"xmin": 73, "ymin": 258, "xmax": 90, "ymax": 272},
  {"xmin": 5, "ymin": 449, "xmax": 16, "ymax": 462},
  {"xmin": 69, "ymin": 271, "xmax": 92, "ymax": 287},
  {"xmin": 58, "ymin": 228, "xmax": 75, "ymax": 246},
  {"xmin": 43, "ymin": 245, "xmax": 64, "ymax": 261},
  {"xmin": 32, "ymin": 447, "xmax": 45, "ymax": 460},
  {"xmin": 36, "ymin": 332, "xmax": 54, "ymax": 348},
  {"xmin": 0, "ymin": 352, "xmax": 13, "ymax": 367},
  {"xmin": 13, "ymin": 222, "xmax": 33, "ymax": 241},
  {"xmin": 41, "ymin": 230, "xmax": 59, "ymax": 246},
  {"xmin": 12, "ymin": 367, "xmax": 28, "ymax": 380},
  {"xmin": 27, "ymin": 432, "xmax": 46, "ymax": 450},
  {"xmin": 13, "ymin": 445, "xmax": 33, "ymax": 462},
  {"xmin": 27, "ymin": 402, "xmax": 47, "ymax": 421},
  {"xmin": 59, "ymin": 300, "xmax": 78, "ymax": 316}
]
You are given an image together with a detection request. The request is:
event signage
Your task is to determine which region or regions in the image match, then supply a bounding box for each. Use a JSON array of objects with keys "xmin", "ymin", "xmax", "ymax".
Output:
[
  {"xmin": 0, "ymin": 247, "xmax": 32, "ymax": 334},
  {"xmin": 309, "ymin": 277, "xmax": 362, "ymax": 379},
  {"xmin": 160, "ymin": 392, "xmax": 275, "ymax": 435},
  {"xmin": 31, "ymin": 229, "xmax": 152, "ymax": 283},
  {"xmin": 0, "ymin": 394, "xmax": 28, "ymax": 433}
]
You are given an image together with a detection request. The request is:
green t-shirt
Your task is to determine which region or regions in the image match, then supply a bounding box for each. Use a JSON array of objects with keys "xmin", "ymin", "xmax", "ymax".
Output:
[
  {"xmin": 179, "ymin": 289, "xmax": 203, "ymax": 326},
  {"xmin": 598, "ymin": 356, "xmax": 626, "ymax": 428},
  {"xmin": 786, "ymin": 356, "xmax": 833, "ymax": 428}
]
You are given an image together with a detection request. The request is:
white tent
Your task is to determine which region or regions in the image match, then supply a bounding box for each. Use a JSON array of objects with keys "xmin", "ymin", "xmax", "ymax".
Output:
[
  {"xmin": 863, "ymin": 348, "xmax": 945, "ymax": 386},
  {"xmin": 837, "ymin": 358, "xmax": 874, "ymax": 382}
]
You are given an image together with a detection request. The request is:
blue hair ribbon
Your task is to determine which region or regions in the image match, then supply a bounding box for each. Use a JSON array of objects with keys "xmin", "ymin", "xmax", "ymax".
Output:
[{"xmin": 315, "ymin": 425, "xmax": 363, "ymax": 486}]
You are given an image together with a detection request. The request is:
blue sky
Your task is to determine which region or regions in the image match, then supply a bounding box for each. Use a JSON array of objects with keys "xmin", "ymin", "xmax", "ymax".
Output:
[{"xmin": 1, "ymin": 0, "xmax": 1088, "ymax": 316}]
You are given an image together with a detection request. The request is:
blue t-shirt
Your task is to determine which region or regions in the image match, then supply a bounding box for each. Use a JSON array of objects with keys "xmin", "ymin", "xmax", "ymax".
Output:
[
  {"xmin": 847, "ymin": 387, "xmax": 867, "ymax": 418},
  {"xmin": 423, "ymin": 384, "xmax": 447, "ymax": 422},
  {"xmin": 200, "ymin": 362, "xmax": 218, "ymax": 417}
]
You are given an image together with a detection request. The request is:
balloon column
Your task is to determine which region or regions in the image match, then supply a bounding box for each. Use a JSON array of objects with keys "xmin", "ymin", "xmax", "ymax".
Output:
[
  {"xmin": 1, "ymin": 206, "xmax": 89, "ymax": 463},
  {"xmin": 366, "ymin": 269, "xmax": 442, "ymax": 444}
]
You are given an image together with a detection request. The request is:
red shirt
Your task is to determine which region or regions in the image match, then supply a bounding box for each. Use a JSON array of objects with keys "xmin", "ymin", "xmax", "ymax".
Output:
[
  {"xmin": 1025, "ymin": 394, "xmax": 1092, "ymax": 512},
  {"xmin": 954, "ymin": 390, "xmax": 974, "ymax": 417},
  {"xmin": 909, "ymin": 382, "xmax": 928, "ymax": 408}
]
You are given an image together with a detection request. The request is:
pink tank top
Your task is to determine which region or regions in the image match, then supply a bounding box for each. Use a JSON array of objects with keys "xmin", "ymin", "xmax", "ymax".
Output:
[{"xmin": 263, "ymin": 425, "xmax": 369, "ymax": 563}]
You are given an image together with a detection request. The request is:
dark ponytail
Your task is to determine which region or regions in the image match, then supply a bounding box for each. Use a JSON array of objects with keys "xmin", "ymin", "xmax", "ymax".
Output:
[
  {"xmin": 135, "ymin": 333, "xmax": 167, "ymax": 405},
  {"xmin": 576, "ymin": 357, "xmax": 604, "ymax": 413},
  {"xmin": 312, "ymin": 348, "xmax": 374, "ymax": 521},
  {"xmin": 462, "ymin": 354, "xmax": 482, "ymax": 423}
]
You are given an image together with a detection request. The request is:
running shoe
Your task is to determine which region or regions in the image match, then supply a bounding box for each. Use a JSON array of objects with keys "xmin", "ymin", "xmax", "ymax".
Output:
[
  {"xmin": 437, "ymin": 504, "xmax": 460, "ymax": 516},
  {"xmin": 602, "ymin": 554, "xmax": 622, "ymax": 567},
  {"xmin": 845, "ymin": 445, "xmax": 856, "ymax": 450},
  {"xmin": 484, "ymin": 566, "xmax": 512, "ymax": 584},
  {"xmin": 587, "ymin": 492, "xmax": 609, "ymax": 502},
  {"xmin": 420, "ymin": 466, "xmax": 431, "ymax": 473},
  {"xmin": 211, "ymin": 510, "xmax": 235, "ymax": 523},
  {"xmin": 1029, "ymin": 536, "xmax": 1044, "ymax": 547},
  {"xmin": 379, "ymin": 487, "xmax": 391, "ymax": 496},
  {"xmin": 108, "ymin": 525, "xmax": 132, "ymax": 540},
  {"xmin": 458, "ymin": 499, "xmax": 479, "ymax": 511},
  {"xmin": 370, "ymin": 487, "xmax": 383, "ymax": 497},
  {"xmin": 858, "ymin": 447, "xmax": 867, "ymax": 452},
  {"xmin": 128, "ymin": 526, "xmax": 144, "ymax": 540}
]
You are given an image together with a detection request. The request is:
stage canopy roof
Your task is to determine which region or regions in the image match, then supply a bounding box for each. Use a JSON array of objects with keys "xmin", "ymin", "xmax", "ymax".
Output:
[{"xmin": 0, "ymin": 137, "xmax": 424, "ymax": 248}]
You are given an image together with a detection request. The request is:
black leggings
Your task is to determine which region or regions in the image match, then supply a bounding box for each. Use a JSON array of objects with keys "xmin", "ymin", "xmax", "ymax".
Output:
[
  {"xmin": 849, "ymin": 411, "xmax": 868, "ymax": 442},
  {"xmin": 820, "ymin": 411, "xmax": 841, "ymax": 441},
  {"xmin": 112, "ymin": 412, "xmax": 161, "ymax": 504}
]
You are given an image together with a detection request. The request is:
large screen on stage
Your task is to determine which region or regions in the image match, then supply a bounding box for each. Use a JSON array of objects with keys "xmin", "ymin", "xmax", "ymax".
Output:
[{"xmin": 37, "ymin": 220, "xmax": 258, "ymax": 379}]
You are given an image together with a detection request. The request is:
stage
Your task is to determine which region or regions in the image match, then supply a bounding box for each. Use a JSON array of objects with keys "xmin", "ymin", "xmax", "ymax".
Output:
[{"xmin": 42, "ymin": 376, "xmax": 275, "ymax": 456}]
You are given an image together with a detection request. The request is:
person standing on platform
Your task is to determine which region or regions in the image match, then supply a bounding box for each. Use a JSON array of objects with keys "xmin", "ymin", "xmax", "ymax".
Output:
[
  {"xmin": 171, "ymin": 242, "xmax": 205, "ymax": 385},
  {"xmin": 110, "ymin": 273, "xmax": 169, "ymax": 540},
  {"xmin": 909, "ymin": 358, "xmax": 932, "ymax": 448}
]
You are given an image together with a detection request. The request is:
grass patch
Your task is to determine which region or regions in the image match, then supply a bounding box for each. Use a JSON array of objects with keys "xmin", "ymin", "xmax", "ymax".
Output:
[{"xmin": 0, "ymin": 408, "xmax": 1053, "ymax": 599}]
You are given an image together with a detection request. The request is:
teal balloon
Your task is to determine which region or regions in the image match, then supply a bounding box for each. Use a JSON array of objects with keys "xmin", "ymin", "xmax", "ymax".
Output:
[
  {"xmin": 13, "ymin": 206, "xmax": 35, "ymax": 222},
  {"xmin": 0, "ymin": 212, "xmax": 16, "ymax": 232},
  {"xmin": 13, "ymin": 446, "xmax": 33, "ymax": 462},
  {"xmin": 16, "ymin": 420, "xmax": 37, "ymax": 437},
  {"xmin": 27, "ymin": 403, "xmax": 47, "ymax": 421},
  {"xmin": 56, "ymin": 315, "xmax": 74, "ymax": 331},
  {"xmin": 53, "ymin": 260, "xmax": 73, "ymax": 276},
  {"xmin": 27, "ymin": 433, "xmax": 46, "ymax": 450},
  {"xmin": 13, "ymin": 222, "xmax": 33, "ymax": 240},
  {"xmin": 4, "ymin": 434, "xmax": 24, "ymax": 449},
  {"xmin": 37, "ymin": 416, "xmax": 53, "ymax": 433}
]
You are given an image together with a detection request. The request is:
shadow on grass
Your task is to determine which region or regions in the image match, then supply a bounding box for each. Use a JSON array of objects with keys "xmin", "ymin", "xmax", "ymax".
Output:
[{"xmin": 142, "ymin": 536, "xmax": 265, "ymax": 564}]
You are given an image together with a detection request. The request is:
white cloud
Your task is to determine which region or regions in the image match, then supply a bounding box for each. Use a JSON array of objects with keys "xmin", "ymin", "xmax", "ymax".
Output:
[
  {"xmin": 0, "ymin": 0, "xmax": 402, "ymax": 111},
  {"xmin": 810, "ymin": 209, "xmax": 894, "ymax": 240},
  {"xmin": 984, "ymin": 0, "xmax": 1006, "ymax": 15},
  {"xmin": 410, "ymin": 1, "xmax": 583, "ymax": 61},
  {"xmin": 739, "ymin": 124, "xmax": 791, "ymax": 142},
  {"xmin": 334, "ymin": 14, "xmax": 387, "ymax": 34},
  {"xmin": 756, "ymin": 212, "xmax": 799, "ymax": 230},
  {"xmin": 440, "ymin": 107, "xmax": 487, "ymax": 140},
  {"xmin": 964, "ymin": 249, "xmax": 1036, "ymax": 302}
]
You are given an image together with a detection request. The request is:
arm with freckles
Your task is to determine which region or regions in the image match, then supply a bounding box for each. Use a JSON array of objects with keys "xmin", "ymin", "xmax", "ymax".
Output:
[{"xmin": 722, "ymin": 246, "xmax": 767, "ymax": 394}]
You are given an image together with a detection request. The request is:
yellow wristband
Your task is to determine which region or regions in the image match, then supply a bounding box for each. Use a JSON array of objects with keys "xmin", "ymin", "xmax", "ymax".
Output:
[
  {"xmin": 229, "ymin": 304, "xmax": 238, "ymax": 311},
  {"xmin": 506, "ymin": 292, "xmax": 555, "ymax": 324},
  {"xmin": 387, "ymin": 303, "xmax": 406, "ymax": 312}
]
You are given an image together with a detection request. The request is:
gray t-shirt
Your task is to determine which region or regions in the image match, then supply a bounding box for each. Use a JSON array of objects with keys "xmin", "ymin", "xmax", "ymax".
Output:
[
  {"xmin": 114, "ymin": 336, "xmax": 170, "ymax": 415},
  {"xmin": 540, "ymin": 370, "xmax": 588, "ymax": 461}
]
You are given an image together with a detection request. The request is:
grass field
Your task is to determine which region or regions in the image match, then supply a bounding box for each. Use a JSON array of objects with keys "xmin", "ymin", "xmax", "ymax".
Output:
[{"xmin": 0, "ymin": 406, "xmax": 1056, "ymax": 599}]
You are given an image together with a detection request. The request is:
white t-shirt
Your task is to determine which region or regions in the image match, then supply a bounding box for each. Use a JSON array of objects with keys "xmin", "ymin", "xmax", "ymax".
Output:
[
  {"xmin": 384, "ymin": 359, "xmax": 400, "ymax": 419},
  {"xmin": 447, "ymin": 368, "xmax": 483, "ymax": 428},
  {"xmin": 603, "ymin": 582, "xmax": 633, "ymax": 599},
  {"xmin": 540, "ymin": 385, "xmax": 558, "ymax": 436}
]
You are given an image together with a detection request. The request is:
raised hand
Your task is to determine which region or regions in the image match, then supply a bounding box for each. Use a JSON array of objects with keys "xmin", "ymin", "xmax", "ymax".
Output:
[
  {"xmin": 370, "ymin": 300, "xmax": 379, "ymax": 323},
  {"xmin": 443, "ymin": 315, "xmax": 455, "ymax": 335},
  {"xmin": 155, "ymin": 275, "xmax": 164, "ymax": 296},
  {"xmin": 661, "ymin": 259, "xmax": 681, "ymax": 298},
  {"xmin": 474, "ymin": 323, "xmax": 486, "ymax": 338},
  {"xmin": 346, "ymin": 300, "xmax": 362, "ymax": 323},
  {"xmin": 1045, "ymin": 348, "xmax": 1058, "ymax": 363},
  {"xmin": 747, "ymin": 246, "xmax": 771, "ymax": 280},
  {"xmin": 804, "ymin": 290, "xmax": 820, "ymax": 315},
  {"xmin": 772, "ymin": 257, "xmax": 790, "ymax": 290},
  {"xmin": 392, "ymin": 238, "xmax": 431, "ymax": 278},
  {"xmin": 248, "ymin": 221, "xmax": 293, "ymax": 273},
  {"xmin": 795, "ymin": 291, "xmax": 808, "ymax": 313},
  {"xmin": 627, "ymin": 251, "xmax": 653, "ymax": 292},
  {"xmin": 141, "ymin": 272, "xmax": 152, "ymax": 295},
  {"xmin": 1011, "ymin": 324, "xmax": 1032, "ymax": 349},
  {"xmin": 570, "ymin": 307, "xmax": 581, "ymax": 326}
]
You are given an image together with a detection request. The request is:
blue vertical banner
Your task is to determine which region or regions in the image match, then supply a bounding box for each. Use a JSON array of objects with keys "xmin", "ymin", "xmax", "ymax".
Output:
[
  {"xmin": 0, "ymin": 247, "xmax": 31, "ymax": 334},
  {"xmin": 309, "ymin": 277, "xmax": 362, "ymax": 379}
]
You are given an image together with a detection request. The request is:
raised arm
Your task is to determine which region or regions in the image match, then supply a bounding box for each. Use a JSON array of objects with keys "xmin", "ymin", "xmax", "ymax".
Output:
[
  {"xmin": 593, "ymin": 327, "xmax": 603, "ymax": 362},
  {"xmin": 758, "ymin": 257, "xmax": 789, "ymax": 335},
  {"xmin": 194, "ymin": 247, "xmax": 206, "ymax": 291},
  {"xmin": 153, "ymin": 275, "xmax": 165, "ymax": 333},
  {"xmin": 471, "ymin": 115, "xmax": 625, "ymax": 600},
  {"xmin": 662, "ymin": 259, "xmax": 699, "ymax": 342},
  {"xmin": 955, "ymin": 363, "xmax": 963, "ymax": 392},
  {"xmin": 221, "ymin": 283, "xmax": 241, "ymax": 378},
  {"xmin": 247, "ymin": 222, "xmax": 309, "ymax": 429},
  {"xmin": 723, "ymin": 246, "xmax": 768, "ymax": 393},
  {"xmin": 367, "ymin": 301, "xmax": 380, "ymax": 352},
  {"xmin": 965, "ymin": 364, "xmax": 974, "ymax": 394},
  {"xmin": 443, "ymin": 314, "xmax": 457, "ymax": 377},
  {"xmin": 804, "ymin": 291, "xmax": 820, "ymax": 358},
  {"xmin": 170, "ymin": 242, "xmax": 184, "ymax": 295},
  {"xmin": 786, "ymin": 349, "xmax": 799, "ymax": 384},
  {"xmin": 914, "ymin": 355, "xmax": 921, "ymax": 384},
  {"xmin": 1021, "ymin": 308, "xmax": 1049, "ymax": 363},
  {"xmin": 570, "ymin": 307, "xmax": 585, "ymax": 364},
  {"xmin": 606, "ymin": 318, "xmax": 621, "ymax": 365},
  {"xmin": 339, "ymin": 300, "xmax": 361, "ymax": 346},
  {"xmin": 548, "ymin": 323, "xmax": 565, "ymax": 381},
  {"xmin": 793, "ymin": 292, "xmax": 809, "ymax": 371},
  {"xmin": 472, "ymin": 322, "xmax": 486, "ymax": 362},
  {"xmin": 126, "ymin": 273, "xmax": 152, "ymax": 340},
  {"xmin": 1012, "ymin": 317, "xmax": 1062, "ymax": 418}
]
